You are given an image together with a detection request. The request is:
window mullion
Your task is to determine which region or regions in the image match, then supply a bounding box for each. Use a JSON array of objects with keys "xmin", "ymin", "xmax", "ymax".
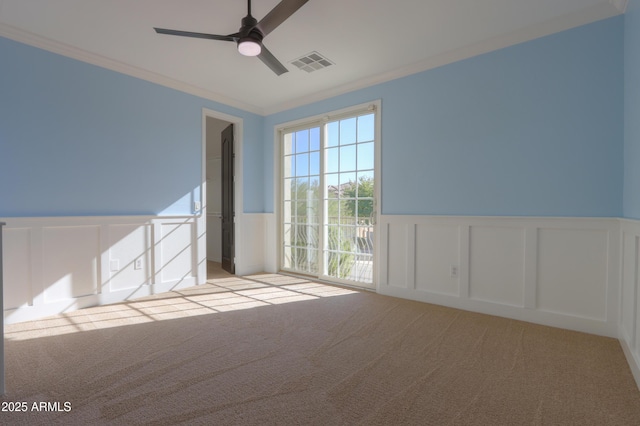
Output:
[{"xmin": 319, "ymin": 123, "xmax": 327, "ymax": 278}]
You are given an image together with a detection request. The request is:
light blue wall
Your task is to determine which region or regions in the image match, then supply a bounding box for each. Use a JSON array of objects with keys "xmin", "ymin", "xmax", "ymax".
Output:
[
  {"xmin": 0, "ymin": 36, "xmax": 264, "ymax": 216},
  {"xmin": 0, "ymin": 15, "xmax": 626, "ymax": 218},
  {"xmin": 265, "ymin": 16, "xmax": 624, "ymax": 217},
  {"xmin": 624, "ymin": 0, "xmax": 640, "ymax": 219}
]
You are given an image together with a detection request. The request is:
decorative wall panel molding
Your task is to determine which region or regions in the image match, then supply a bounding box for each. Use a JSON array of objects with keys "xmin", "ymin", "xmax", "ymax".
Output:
[
  {"xmin": 619, "ymin": 219, "xmax": 640, "ymax": 388},
  {"xmin": 1, "ymin": 214, "xmax": 269, "ymax": 324},
  {"xmin": 2, "ymin": 216, "xmax": 201, "ymax": 324},
  {"xmin": 5, "ymin": 213, "xmax": 640, "ymax": 388},
  {"xmin": 378, "ymin": 215, "xmax": 619, "ymax": 338},
  {"xmin": 237, "ymin": 214, "xmax": 269, "ymax": 276}
]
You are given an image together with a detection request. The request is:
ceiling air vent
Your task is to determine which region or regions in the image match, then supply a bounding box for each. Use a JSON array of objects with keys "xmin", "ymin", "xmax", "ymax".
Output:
[{"xmin": 291, "ymin": 51, "xmax": 333, "ymax": 73}]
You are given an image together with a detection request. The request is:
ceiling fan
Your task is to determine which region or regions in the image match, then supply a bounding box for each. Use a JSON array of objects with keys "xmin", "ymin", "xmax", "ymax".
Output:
[{"xmin": 154, "ymin": 0, "xmax": 309, "ymax": 76}]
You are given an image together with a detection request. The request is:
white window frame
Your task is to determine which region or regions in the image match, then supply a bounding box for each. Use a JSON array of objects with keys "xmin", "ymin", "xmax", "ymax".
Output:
[{"xmin": 273, "ymin": 100, "xmax": 381, "ymax": 289}]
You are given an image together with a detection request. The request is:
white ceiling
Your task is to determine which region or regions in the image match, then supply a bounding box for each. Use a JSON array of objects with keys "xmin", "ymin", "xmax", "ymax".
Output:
[{"xmin": 0, "ymin": 0, "xmax": 627, "ymax": 115}]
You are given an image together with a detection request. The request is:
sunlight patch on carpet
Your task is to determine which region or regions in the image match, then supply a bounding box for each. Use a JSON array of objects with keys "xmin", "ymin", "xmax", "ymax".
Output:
[{"xmin": 4, "ymin": 275, "xmax": 359, "ymax": 341}]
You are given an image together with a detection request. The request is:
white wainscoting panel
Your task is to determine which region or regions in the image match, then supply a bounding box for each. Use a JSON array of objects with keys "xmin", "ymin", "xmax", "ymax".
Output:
[
  {"xmin": 537, "ymin": 227, "xmax": 609, "ymax": 321},
  {"xmin": 263, "ymin": 213, "xmax": 278, "ymax": 274},
  {"xmin": 42, "ymin": 225, "xmax": 101, "ymax": 303},
  {"xmin": 158, "ymin": 221, "xmax": 195, "ymax": 284},
  {"xmin": 1, "ymin": 216, "xmax": 203, "ymax": 324},
  {"xmin": 619, "ymin": 219, "xmax": 640, "ymax": 389},
  {"xmin": 236, "ymin": 213, "xmax": 267, "ymax": 276},
  {"xmin": 415, "ymin": 224, "xmax": 460, "ymax": 296},
  {"xmin": 620, "ymin": 231, "xmax": 637, "ymax": 344},
  {"xmin": 108, "ymin": 223, "xmax": 152, "ymax": 291},
  {"xmin": 469, "ymin": 225, "xmax": 525, "ymax": 307},
  {"xmin": 378, "ymin": 216, "xmax": 619, "ymax": 338},
  {"xmin": 3, "ymin": 227, "xmax": 31, "ymax": 310},
  {"xmin": 386, "ymin": 222, "xmax": 411, "ymax": 289}
]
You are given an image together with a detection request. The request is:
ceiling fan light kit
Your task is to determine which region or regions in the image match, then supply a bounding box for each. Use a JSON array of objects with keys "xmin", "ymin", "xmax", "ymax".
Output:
[
  {"xmin": 238, "ymin": 40, "xmax": 261, "ymax": 56},
  {"xmin": 154, "ymin": 0, "xmax": 309, "ymax": 75}
]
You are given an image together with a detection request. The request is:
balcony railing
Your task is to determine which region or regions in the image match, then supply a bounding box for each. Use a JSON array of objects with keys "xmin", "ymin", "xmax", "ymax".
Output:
[{"xmin": 284, "ymin": 216, "xmax": 374, "ymax": 283}]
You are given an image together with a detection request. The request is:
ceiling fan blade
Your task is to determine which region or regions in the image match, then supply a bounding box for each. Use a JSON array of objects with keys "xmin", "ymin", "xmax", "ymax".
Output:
[
  {"xmin": 258, "ymin": 45, "xmax": 289, "ymax": 76},
  {"xmin": 154, "ymin": 28, "xmax": 238, "ymax": 42},
  {"xmin": 256, "ymin": 0, "xmax": 309, "ymax": 37}
]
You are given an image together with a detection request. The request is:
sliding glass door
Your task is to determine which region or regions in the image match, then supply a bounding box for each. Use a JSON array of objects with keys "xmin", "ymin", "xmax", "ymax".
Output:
[
  {"xmin": 281, "ymin": 105, "xmax": 377, "ymax": 287},
  {"xmin": 282, "ymin": 126, "xmax": 322, "ymax": 276}
]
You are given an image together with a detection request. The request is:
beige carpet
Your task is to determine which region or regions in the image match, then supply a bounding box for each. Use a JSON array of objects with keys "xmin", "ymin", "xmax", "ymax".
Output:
[{"xmin": 2, "ymin": 270, "xmax": 640, "ymax": 425}]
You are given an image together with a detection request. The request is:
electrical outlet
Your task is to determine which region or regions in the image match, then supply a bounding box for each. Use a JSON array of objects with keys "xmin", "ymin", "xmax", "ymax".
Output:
[
  {"xmin": 134, "ymin": 258, "xmax": 143, "ymax": 270},
  {"xmin": 110, "ymin": 260, "xmax": 120, "ymax": 272},
  {"xmin": 450, "ymin": 265, "xmax": 458, "ymax": 279}
]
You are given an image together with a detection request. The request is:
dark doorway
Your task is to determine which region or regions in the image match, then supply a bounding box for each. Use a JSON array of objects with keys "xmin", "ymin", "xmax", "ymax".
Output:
[{"xmin": 221, "ymin": 124, "xmax": 235, "ymax": 274}]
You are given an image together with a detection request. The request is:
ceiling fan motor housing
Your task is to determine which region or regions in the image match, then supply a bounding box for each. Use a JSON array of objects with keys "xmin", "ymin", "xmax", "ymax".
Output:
[{"xmin": 239, "ymin": 15, "xmax": 263, "ymax": 44}]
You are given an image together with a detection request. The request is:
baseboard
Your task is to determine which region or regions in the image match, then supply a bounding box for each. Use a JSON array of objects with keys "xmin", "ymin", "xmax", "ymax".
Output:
[
  {"xmin": 380, "ymin": 283, "xmax": 617, "ymax": 337},
  {"xmin": 620, "ymin": 337, "xmax": 640, "ymax": 390},
  {"xmin": 3, "ymin": 277, "xmax": 198, "ymax": 324}
]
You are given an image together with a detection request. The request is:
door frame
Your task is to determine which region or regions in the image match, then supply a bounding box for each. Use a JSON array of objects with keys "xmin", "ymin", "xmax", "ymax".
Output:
[
  {"xmin": 272, "ymin": 100, "xmax": 382, "ymax": 289},
  {"xmin": 199, "ymin": 108, "xmax": 243, "ymax": 282}
]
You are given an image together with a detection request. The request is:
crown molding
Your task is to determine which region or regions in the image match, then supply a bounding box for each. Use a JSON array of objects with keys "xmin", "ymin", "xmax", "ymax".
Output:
[
  {"xmin": 0, "ymin": 0, "xmax": 624, "ymax": 118},
  {"xmin": 0, "ymin": 22, "xmax": 265, "ymax": 116},
  {"xmin": 609, "ymin": 0, "xmax": 629, "ymax": 13},
  {"xmin": 263, "ymin": 1, "xmax": 623, "ymax": 115}
]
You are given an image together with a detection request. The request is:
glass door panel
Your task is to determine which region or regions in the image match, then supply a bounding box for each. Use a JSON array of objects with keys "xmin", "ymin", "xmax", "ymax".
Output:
[
  {"xmin": 282, "ymin": 127, "xmax": 321, "ymax": 275},
  {"xmin": 322, "ymin": 113, "xmax": 375, "ymax": 285},
  {"xmin": 282, "ymin": 110, "xmax": 376, "ymax": 287}
]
